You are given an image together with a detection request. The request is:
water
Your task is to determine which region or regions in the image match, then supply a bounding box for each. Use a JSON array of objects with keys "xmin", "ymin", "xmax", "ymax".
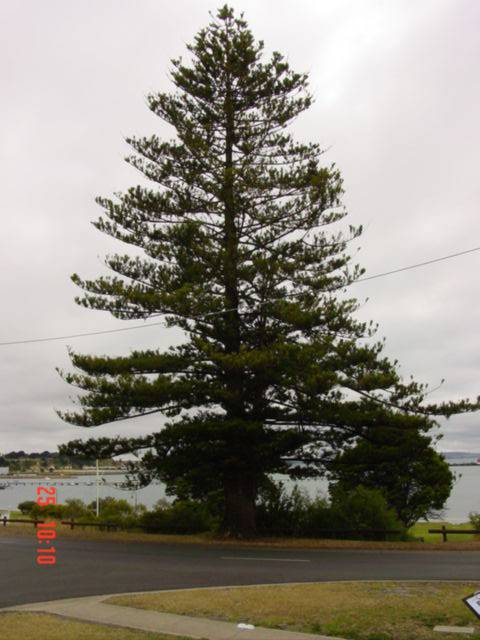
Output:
[
  {"xmin": 0, "ymin": 466, "xmax": 478, "ymax": 522},
  {"xmin": 0, "ymin": 469, "xmax": 168, "ymax": 512}
]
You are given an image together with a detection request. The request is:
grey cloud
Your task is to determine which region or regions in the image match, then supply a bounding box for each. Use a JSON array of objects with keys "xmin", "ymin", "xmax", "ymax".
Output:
[{"xmin": 0, "ymin": 0, "xmax": 479, "ymax": 452}]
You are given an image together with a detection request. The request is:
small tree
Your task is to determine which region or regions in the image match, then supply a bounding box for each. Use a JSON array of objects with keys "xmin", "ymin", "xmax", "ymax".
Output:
[
  {"xmin": 58, "ymin": 6, "xmax": 478, "ymax": 536},
  {"xmin": 18, "ymin": 500, "xmax": 36, "ymax": 515},
  {"xmin": 328, "ymin": 425, "xmax": 454, "ymax": 527}
]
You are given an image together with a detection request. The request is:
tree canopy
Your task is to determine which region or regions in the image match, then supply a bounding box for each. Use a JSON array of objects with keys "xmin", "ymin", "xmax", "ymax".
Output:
[
  {"xmin": 328, "ymin": 425, "xmax": 454, "ymax": 526},
  {"xmin": 58, "ymin": 6, "xmax": 479, "ymax": 536}
]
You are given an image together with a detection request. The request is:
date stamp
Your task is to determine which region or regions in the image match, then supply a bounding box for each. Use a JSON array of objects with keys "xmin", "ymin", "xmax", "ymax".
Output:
[{"xmin": 36, "ymin": 486, "xmax": 57, "ymax": 565}]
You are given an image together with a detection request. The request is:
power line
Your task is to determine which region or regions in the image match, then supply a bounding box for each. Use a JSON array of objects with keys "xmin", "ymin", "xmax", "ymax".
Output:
[
  {"xmin": 0, "ymin": 321, "xmax": 167, "ymax": 347},
  {"xmin": 354, "ymin": 245, "xmax": 480, "ymax": 283},
  {"xmin": 0, "ymin": 244, "xmax": 479, "ymax": 348}
]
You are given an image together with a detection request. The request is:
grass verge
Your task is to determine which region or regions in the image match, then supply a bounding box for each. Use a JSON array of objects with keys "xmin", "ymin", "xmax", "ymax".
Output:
[
  {"xmin": 1, "ymin": 520, "xmax": 480, "ymax": 550},
  {"xmin": 108, "ymin": 581, "xmax": 480, "ymax": 640},
  {"xmin": 410, "ymin": 521, "xmax": 477, "ymax": 543},
  {"xmin": 0, "ymin": 612, "xmax": 191, "ymax": 640}
]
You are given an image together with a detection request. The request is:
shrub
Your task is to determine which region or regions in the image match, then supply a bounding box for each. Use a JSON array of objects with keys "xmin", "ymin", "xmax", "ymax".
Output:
[
  {"xmin": 17, "ymin": 500, "xmax": 36, "ymax": 515},
  {"xmin": 29, "ymin": 498, "xmax": 93, "ymax": 521},
  {"xmin": 255, "ymin": 480, "xmax": 405, "ymax": 540},
  {"xmin": 29, "ymin": 502, "xmax": 68, "ymax": 519},
  {"xmin": 87, "ymin": 497, "xmax": 135, "ymax": 524},
  {"xmin": 469, "ymin": 512, "xmax": 480, "ymax": 530},
  {"xmin": 140, "ymin": 500, "xmax": 214, "ymax": 534},
  {"xmin": 300, "ymin": 496, "xmax": 335, "ymax": 537},
  {"xmin": 63, "ymin": 499, "xmax": 92, "ymax": 519},
  {"xmin": 328, "ymin": 485, "xmax": 406, "ymax": 540},
  {"xmin": 256, "ymin": 480, "xmax": 314, "ymax": 536}
]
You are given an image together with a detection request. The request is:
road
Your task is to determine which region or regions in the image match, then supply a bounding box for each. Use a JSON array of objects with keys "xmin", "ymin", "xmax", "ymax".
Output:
[{"xmin": 0, "ymin": 536, "xmax": 479, "ymax": 608}]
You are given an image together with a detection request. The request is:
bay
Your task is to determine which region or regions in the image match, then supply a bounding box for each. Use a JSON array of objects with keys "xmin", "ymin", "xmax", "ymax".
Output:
[{"xmin": 0, "ymin": 466, "xmax": 478, "ymax": 523}]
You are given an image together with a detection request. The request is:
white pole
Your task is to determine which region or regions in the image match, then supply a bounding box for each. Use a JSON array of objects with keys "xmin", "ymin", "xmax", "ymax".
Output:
[{"xmin": 96, "ymin": 459, "xmax": 100, "ymax": 517}]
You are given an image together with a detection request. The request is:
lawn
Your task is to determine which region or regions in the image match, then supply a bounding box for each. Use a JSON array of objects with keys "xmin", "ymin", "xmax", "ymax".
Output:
[
  {"xmin": 1, "ymin": 519, "xmax": 480, "ymax": 550},
  {"xmin": 409, "ymin": 521, "xmax": 476, "ymax": 543},
  {"xmin": 0, "ymin": 612, "xmax": 191, "ymax": 640},
  {"xmin": 108, "ymin": 582, "xmax": 480, "ymax": 640}
]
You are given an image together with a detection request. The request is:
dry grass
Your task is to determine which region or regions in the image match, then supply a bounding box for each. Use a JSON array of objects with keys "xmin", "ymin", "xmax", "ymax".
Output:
[
  {"xmin": 0, "ymin": 612, "xmax": 191, "ymax": 640},
  {"xmin": 1, "ymin": 521, "xmax": 480, "ymax": 551},
  {"xmin": 108, "ymin": 582, "xmax": 480, "ymax": 640}
]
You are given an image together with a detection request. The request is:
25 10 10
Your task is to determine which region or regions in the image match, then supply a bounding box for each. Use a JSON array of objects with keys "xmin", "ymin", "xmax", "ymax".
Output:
[{"xmin": 36, "ymin": 486, "xmax": 57, "ymax": 566}]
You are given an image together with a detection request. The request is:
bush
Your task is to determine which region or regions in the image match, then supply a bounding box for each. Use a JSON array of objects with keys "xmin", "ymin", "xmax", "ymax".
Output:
[
  {"xmin": 256, "ymin": 480, "xmax": 317, "ymax": 536},
  {"xmin": 29, "ymin": 502, "xmax": 68, "ymax": 520},
  {"xmin": 19, "ymin": 494, "xmax": 213, "ymax": 532},
  {"xmin": 29, "ymin": 498, "xmax": 93, "ymax": 521},
  {"xmin": 256, "ymin": 481, "xmax": 405, "ymax": 540},
  {"xmin": 17, "ymin": 500, "xmax": 36, "ymax": 515},
  {"xmin": 140, "ymin": 500, "xmax": 215, "ymax": 534},
  {"xmin": 300, "ymin": 496, "xmax": 335, "ymax": 537},
  {"xmin": 328, "ymin": 485, "xmax": 405, "ymax": 540},
  {"xmin": 469, "ymin": 511, "xmax": 480, "ymax": 530},
  {"xmin": 87, "ymin": 497, "xmax": 136, "ymax": 524},
  {"xmin": 63, "ymin": 499, "xmax": 93, "ymax": 519}
]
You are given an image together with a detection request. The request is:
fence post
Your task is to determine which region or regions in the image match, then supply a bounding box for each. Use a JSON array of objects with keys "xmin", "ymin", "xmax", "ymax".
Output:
[
  {"xmin": 33, "ymin": 518, "xmax": 38, "ymax": 529},
  {"xmin": 2, "ymin": 516, "xmax": 6, "ymax": 527},
  {"xmin": 442, "ymin": 525, "xmax": 447, "ymax": 543},
  {"xmin": 70, "ymin": 519, "xmax": 75, "ymax": 530}
]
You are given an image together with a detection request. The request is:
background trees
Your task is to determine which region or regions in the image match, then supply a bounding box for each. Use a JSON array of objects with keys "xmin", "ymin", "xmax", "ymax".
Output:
[{"xmin": 58, "ymin": 6, "xmax": 478, "ymax": 536}]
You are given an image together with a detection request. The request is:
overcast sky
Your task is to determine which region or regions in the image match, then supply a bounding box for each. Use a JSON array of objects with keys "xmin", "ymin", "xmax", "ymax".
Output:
[{"xmin": 0, "ymin": 0, "xmax": 479, "ymax": 454}]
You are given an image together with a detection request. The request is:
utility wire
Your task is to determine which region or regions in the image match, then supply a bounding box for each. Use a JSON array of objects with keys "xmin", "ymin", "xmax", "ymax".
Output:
[
  {"xmin": 354, "ymin": 245, "xmax": 480, "ymax": 283},
  {"xmin": 0, "ymin": 321, "xmax": 167, "ymax": 347},
  {"xmin": 1, "ymin": 244, "xmax": 479, "ymax": 348}
]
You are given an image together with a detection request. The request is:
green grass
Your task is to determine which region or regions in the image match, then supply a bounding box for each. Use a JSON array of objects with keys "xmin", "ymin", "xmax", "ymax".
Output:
[
  {"xmin": 0, "ymin": 612, "xmax": 192, "ymax": 640},
  {"xmin": 409, "ymin": 522, "xmax": 477, "ymax": 543},
  {"xmin": 2, "ymin": 518, "xmax": 480, "ymax": 550},
  {"xmin": 108, "ymin": 582, "xmax": 480, "ymax": 640}
]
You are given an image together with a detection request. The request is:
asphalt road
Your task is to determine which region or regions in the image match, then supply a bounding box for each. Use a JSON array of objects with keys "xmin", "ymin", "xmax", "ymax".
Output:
[{"xmin": 0, "ymin": 536, "xmax": 479, "ymax": 608}]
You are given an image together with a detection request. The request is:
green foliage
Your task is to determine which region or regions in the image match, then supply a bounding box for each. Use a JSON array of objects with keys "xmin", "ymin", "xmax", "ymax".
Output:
[
  {"xmin": 27, "ymin": 497, "xmax": 143, "ymax": 526},
  {"xmin": 23, "ymin": 495, "xmax": 216, "ymax": 533},
  {"xmin": 17, "ymin": 500, "xmax": 36, "ymax": 515},
  {"xmin": 469, "ymin": 512, "xmax": 480, "ymax": 530},
  {"xmin": 29, "ymin": 498, "xmax": 93, "ymax": 520},
  {"xmin": 256, "ymin": 481, "xmax": 404, "ymax": 539},
  {"xmin": 328, "ymin": 485, "xmax": 404, "ymax": 538},
  {"xmin": 139, "ymin": 500, "xmax": 217, "ymax": 534},
  {"xmin": 57, "ymin": 5, "xmax": 479, "ymax": 536},
  {"xmin": 328, "ymin": 427, "xmax": 454, "ymax": 527},
  {"xmin": 256, "ymin": 479, "xmax": 317, "ymax": 535},
  {"xmin": 87, "ymin": 497, "xmax": 144, "ymax": 526},
  {"xmin": 1, "ymin": 450, "xmax": 105, "ymax": 470},
  {"xmin": 87, "ymin": 497, "xmax": 134, "ymax": 517},
  {"xmin": 19, "ymin": 486, "xmax": 405, "ymax": 539}
]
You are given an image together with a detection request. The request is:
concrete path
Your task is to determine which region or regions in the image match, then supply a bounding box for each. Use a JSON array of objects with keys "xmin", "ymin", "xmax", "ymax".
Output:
[{"xmin": 6, "ymin": 593, "xmax": 346, "ymax": 640}]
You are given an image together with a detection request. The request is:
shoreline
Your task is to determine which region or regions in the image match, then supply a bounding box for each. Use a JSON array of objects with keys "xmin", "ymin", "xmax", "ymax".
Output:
[{"xmin": 0, "ymin": 470, "xmax": 127, "ymax": 480}]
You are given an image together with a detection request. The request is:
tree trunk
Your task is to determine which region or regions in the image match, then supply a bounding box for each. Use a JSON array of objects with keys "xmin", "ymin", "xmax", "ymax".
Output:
[
  {"xmin": 220, "ymin": 43, "xmax": 253, "ymax": 538},
  {"xmin": 223, "ymin": 473, "xmax": 257, "ymax": 538},
  {"xmin": 222, "ymin": 71, "xmax": 243, "ymax": 408}
]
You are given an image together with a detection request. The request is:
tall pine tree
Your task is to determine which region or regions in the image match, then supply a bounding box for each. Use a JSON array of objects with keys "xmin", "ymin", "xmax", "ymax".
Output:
[{"xmin": 58, "ymin": 6, "xmax": 478, "ymax": 536}]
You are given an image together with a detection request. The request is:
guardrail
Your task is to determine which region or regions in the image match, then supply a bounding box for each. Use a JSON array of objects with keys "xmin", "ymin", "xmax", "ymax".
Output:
[
  {"xmin": 1, "ymin": 516, "xmax": 44, "ymax": 527},
  {"xmin": 428, "ymin": 526, "xmax": 480, "ymax": 542}
]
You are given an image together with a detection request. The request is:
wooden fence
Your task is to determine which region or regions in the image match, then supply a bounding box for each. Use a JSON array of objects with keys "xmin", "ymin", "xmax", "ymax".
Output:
[
  {"xmin": 61, "ymin": 520, "xmax": 120, "ymax": 531},
  {"xmin": 1, "ymin": 516, "xmax": 44, "ymax": 527},
  {"xmin": 428, "ymin": 526, "xmax": 480, "ymax": 542}
]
